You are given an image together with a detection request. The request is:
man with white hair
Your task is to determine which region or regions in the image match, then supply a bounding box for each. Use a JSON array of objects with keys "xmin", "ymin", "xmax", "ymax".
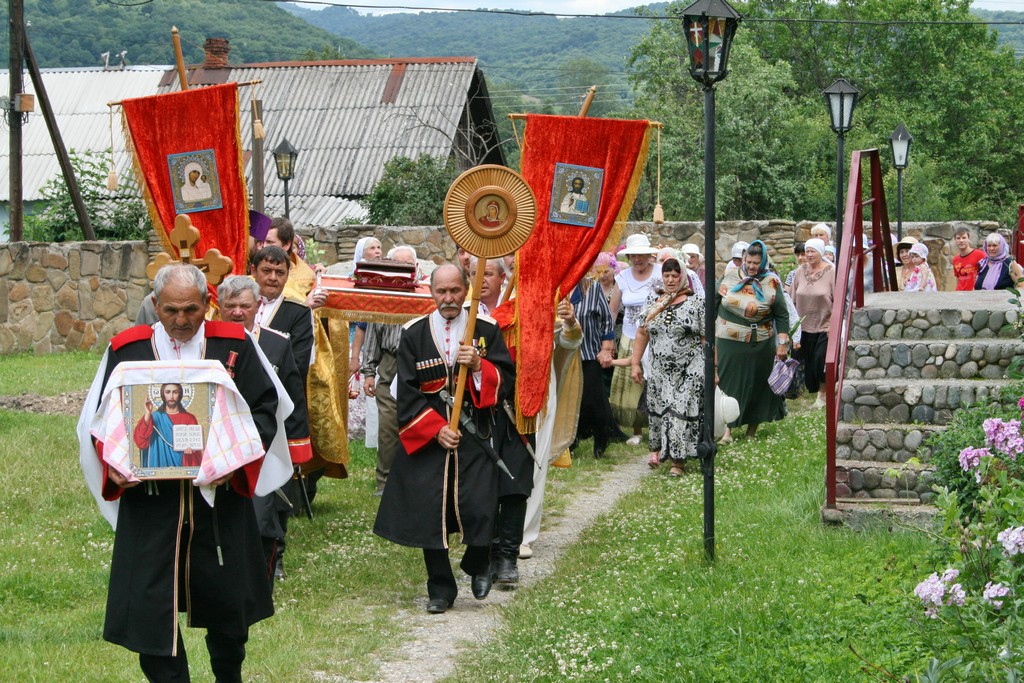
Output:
[
  {"xmin": 219, "ymin": 275, "xmax": 311, "ymax": 583},
  {"xmin": 79, "ymin": 264, "xmax": 282, "ymax": 682},
  {"xmin": 373, "ymin": 264, "xmax": 516, "ymax": 613},
  {"xmin": 362, "ymin": 246, "xmax": 419, "ymax": 495}
]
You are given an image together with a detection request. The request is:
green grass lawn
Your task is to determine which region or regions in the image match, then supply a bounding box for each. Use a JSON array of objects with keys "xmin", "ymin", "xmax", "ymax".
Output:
[
  {"xmin": 0, "ymin": 353, "xmax": 939, "ymax": 681},
  {"xmin": 449, "ymin": 410, "xmax": 938, "ymax": 682}
]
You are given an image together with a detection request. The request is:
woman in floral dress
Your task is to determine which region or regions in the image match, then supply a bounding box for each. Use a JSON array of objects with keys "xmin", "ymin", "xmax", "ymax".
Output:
[{"xmin": 630, "ymin": 258, "xmax": 704, "ymax": 476}]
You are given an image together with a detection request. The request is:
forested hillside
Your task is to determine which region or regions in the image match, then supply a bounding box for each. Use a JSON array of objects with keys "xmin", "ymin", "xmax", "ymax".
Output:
[
  {"xmin": 0, "ymin": 0, "xmax": 375, "ymax": 69},
  {"xmin": 281, "ymin": 3, "xmax": 668, "ymax": 115}
]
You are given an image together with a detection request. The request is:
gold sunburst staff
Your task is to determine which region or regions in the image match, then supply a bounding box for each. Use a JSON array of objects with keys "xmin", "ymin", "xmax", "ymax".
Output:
[{"xmin": 443, "ymin": 165, "xmax": 536, "ymax": 429}]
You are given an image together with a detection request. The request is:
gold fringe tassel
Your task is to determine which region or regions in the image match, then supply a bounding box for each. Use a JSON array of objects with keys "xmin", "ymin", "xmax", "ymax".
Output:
[
  {"xmin": 106, "ymin": 106, "xmax": 119, "ymax": 191},
  {"xmin": 251, "ymin": 83, "xmax": 265, "ymax": 140},
  {"xmin": 232, "ymin": 87, "xmax": 252, "ymax": 231}
]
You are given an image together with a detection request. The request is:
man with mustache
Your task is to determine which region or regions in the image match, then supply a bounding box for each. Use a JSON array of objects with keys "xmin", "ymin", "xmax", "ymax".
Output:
[{"xmin": 373, "ymin": 263, "xmax": 515, "ymax": 614}]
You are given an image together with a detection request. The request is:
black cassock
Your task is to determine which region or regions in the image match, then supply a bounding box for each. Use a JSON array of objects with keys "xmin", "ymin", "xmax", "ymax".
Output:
[
  {"xmin": 373, "ymin": 314, "xmax": 515, "ymax": 549},
  {"xmin": 94, "ymin": 322, "xmax": 278, "ymax": 656}
]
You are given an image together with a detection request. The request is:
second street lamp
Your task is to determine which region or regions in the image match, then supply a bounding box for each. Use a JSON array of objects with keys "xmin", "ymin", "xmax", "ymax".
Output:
[
  {"xmin": 823, "ymin": 78, "xmax": 859, "ymax": 255},
  {"xmin": 273, "ymin": 137, "xmax": 299, "ymax": 219},
  {"xmin": 889, "ymin": 123, "xmax": 913, "ymax": 241},
  {"xmin": 681, "ymin": 0, "xmax": 741, "ymax": 563}
]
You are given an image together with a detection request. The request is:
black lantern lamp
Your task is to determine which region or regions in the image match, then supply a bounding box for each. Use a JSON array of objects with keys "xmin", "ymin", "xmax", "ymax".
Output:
[
  {"xmin": 823, "ymin": 78, "xmax": 860, "ymax": 254},
  {"xmin": 889, "ymin": 123, "xmax": 913, "ymax": 240},
  {"xmin": 273, "ymin": 137, "xmax": 299, "ymax": 219},
  {"xmin": 681, "ymin": 0, "xmax": 741, "ymax": 563}
]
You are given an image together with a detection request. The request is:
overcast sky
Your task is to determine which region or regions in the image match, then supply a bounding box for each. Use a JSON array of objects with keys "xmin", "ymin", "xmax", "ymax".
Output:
[{"xmin": 308, "ymin": 0, "xmax": 1024, "ymax": 15}]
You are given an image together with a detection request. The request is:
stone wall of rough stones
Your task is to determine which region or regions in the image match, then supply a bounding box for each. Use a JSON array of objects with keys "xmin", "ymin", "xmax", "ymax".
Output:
[{"xmin": 0, "ymin": 219, "xmax": 1007, "ymax": 354}]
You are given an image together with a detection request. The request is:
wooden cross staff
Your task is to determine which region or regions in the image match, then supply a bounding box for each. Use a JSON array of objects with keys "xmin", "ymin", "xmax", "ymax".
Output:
[{"xmin": 145, "ymin": 214, "xmax": 234, "ymax": 285}]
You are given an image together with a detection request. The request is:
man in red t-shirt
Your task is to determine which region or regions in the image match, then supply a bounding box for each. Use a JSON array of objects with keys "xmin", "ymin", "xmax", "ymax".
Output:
[{"xmin": 952, "ymin": 227, "xmax": 985, "ymax": 291}]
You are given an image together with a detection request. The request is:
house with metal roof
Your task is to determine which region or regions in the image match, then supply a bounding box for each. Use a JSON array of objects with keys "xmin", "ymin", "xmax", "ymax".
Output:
[{"xmin": 1, "ymin": 43, "xmax": 505, "ymax": 240}]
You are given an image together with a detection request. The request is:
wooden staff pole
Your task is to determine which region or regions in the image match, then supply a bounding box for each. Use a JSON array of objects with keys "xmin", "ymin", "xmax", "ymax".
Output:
[
  {"xmin": 578, "ymin": 85, "xmax": 597, "ymax": 117},
  {"xmin": 172, "ymin": 27, "xmax": 189, "ymax": 91},
  {"xmin": 448, "ymin": 264, "xmax": 488, "ymax": 430}
]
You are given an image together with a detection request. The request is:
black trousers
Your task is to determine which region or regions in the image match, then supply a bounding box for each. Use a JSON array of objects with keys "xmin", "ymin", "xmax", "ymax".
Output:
[
  {"xmin": 138, "ymin": 628, "xmax": 247, "ymax": 683},
  {"xmin": 421, "ymin": 457, "xmax": 491, "ymax": 603},
  {"xmin": 797, "ymin": 330, "xmax": 829, "ymax": 394},
  {"xmin": 576, "ymin": 359, "xmax": 622, "ymax": 451}
]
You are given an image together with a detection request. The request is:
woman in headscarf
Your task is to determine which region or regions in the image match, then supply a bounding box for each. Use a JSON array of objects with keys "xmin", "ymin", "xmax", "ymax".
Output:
[
  {"xmin": 790, "ymin": 238, "xmax": 835, "ymax": 410},
  {"xmin": 630, "ymin": 258, "xmax": 705, "ymax": 476},
  {"xmin": 716, "ymin": 240, "xmax": 790, "ymax": 439},
  {"xmin": 975, "ymin": 232, "xmax": 1024, "ymax": 291},
  {"xmin": 348, "ymin": 236, "xmax": 384, "ymax": 376}
]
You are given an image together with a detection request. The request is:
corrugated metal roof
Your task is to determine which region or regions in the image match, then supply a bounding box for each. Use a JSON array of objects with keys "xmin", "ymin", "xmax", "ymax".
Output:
[
  {"xmin": 164, "ymin": 59, "xmax": 489, "ymax": 199},
  {"xmin": 0, "ymin": 66, "xmax": 170, "ymax": 201},
  {"xmin": 2, "ymin": 58, "xmax": 501, "ymax": 230}
]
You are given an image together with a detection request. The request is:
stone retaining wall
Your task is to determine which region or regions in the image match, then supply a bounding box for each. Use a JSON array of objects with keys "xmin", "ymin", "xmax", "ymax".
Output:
[
  {"xmin": 0, "ymin": 219, "xmax": 1006, "ymax": 354},
  {"xmin": 835, "ymin": 460, "xmax": 939, "ymax": 504}
]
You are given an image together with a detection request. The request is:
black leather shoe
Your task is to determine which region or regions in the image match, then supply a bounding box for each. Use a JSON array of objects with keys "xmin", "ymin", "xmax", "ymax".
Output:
[
  {"xmin": 471, "ymin": 573, "xmax": 492, "ymax": 600},
  {"xmin": 273, "ymin": 558, "xmax": 285, "ymax": 581},
  {"xmin": 593, "ymin": 446, "xmax": 605, "ymax": 459},
  {"xmin": 426, "ymin": 598, "xmax": 451, "ymax": 614},
  {"xmin": 494, "ymin": 556, "xmax": 519, "ymax": 587}
]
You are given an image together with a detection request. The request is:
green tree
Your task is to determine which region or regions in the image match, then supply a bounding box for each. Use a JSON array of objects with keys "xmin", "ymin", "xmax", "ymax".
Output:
[
  {"xmin": 365, "ymin": 155, "xmax": 458, "ymax": 226},
  {"xmin": 24, "ymin": 149, "xmax": 151, "ymax": 242}
]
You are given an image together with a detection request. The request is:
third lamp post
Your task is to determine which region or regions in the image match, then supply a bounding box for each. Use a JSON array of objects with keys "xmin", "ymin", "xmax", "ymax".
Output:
[{"xmin": 889, "ymin": 123, "xmax": 913, "ymax": 241}]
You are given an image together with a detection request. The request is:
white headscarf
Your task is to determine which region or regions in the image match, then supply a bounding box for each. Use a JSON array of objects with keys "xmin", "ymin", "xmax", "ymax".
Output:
[{"xmin": 353, "ymin": 236, "xmax": 381, "ymax": 266}]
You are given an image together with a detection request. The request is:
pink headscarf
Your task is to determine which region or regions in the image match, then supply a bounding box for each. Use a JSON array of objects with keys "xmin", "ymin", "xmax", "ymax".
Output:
[{"xmin": 592, "ymin": 251, "xmax": 621, "ymax": 274}]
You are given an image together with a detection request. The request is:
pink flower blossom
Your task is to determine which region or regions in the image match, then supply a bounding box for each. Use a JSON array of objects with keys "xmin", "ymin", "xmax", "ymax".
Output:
[
  {"xmin": 997, "ymin": 526, "xmax": 1024, "ymax": 557},
  {"xmin": 983, "ymin": 418, "xmax": 1024, "ymax": 460},
  {"xmin": 983, "ymin": 582, "xmax": 1010, "ymax": 609},
  {"xmin": 946, "ymin": 583, "xmax": 965, "ymax": 607},
  {"xmin": 958, "ymin": 447, "xmax": 988, "ymax": 471},
  {"xmin": 914, "ymin": 572, "xmax": 946, "ymax": 618}
]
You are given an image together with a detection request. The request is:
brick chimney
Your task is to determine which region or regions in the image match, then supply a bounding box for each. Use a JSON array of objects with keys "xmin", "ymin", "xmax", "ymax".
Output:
[{"xmin": 203, "ymin": 38, "xmax": 230, "ymax": 69}]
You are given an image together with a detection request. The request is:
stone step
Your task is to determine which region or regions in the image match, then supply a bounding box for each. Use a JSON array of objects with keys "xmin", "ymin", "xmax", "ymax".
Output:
[
  {"xmin": 836, "ymin": 422, "xmax": 944, "ymax": 463},
  {"xmin": 821, "ymin": 501, "xmax": 938, "ymax": 531},
  {"xmin": 839, "ymin": 378, "xmax": 1017, "ymax": 425},
  {"xmin": 835, "ymin": 458, "xmax": 937, "ymax": 504},
  {"xmin": 850, "ymin": 290, "xmax": 1019, "ymax": 342},
  {"xmin": 845, "ymin": 339, "xmax": 1024, "ymax": 381}
]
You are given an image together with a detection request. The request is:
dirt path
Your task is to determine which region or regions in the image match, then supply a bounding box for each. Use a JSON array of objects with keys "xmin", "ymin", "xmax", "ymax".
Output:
[
  {"xmin": 344, "ymin": 457, "xmax": 651, "ymax": 683},
  {"xmin": 0, "ymin": 391, "xmax": 87, "ymax": 416}
]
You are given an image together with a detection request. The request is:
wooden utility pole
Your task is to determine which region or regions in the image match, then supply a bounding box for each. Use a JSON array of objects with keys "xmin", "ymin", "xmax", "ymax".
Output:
[
  {"xmin": 23, "ymin": 26, "xmax": 94, "ymax": 239},
  {"xmin": 9, "ymin": 0, "xmax": 25, "ymax": 241}
]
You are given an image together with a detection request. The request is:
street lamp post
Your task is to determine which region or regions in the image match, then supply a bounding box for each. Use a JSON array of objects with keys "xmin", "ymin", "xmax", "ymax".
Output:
[
  {"xmin": 273, "ymin": 137, "xmax": 299, "ymax": 219},
  {"xmin": 823, "ymin": 78, "xmax": 859, "ymax": 255},
  {"xmin": 681, "ymin": 0, "xmax": 740, "ymax": 563},
  {"xmin": 889, "ymin": 123, "xmax": 913, "ymax": 241}
]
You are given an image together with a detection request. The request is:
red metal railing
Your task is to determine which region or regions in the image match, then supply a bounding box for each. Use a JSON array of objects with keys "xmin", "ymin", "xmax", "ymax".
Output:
[{"xmin": 823, "ymin": 149, "xmax": 897, "ymax": 508}]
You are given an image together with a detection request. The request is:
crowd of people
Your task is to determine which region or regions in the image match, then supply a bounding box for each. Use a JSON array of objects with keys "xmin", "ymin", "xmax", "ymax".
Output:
[{"xmin": 78, "ymin": 216, "xmax": 1023, "ymax": 680}]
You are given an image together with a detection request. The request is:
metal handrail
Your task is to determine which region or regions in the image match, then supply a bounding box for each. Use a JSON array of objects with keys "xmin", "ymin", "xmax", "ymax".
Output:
[{"xmin": 823, "ymin": 149, "xmax": 897, "ymax": 508}]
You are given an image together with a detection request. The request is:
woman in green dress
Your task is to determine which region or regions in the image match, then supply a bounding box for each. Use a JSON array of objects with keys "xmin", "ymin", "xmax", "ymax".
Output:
[{"xmin": 715, "ymin": 240, "xmax": 791, "ymax": 439}]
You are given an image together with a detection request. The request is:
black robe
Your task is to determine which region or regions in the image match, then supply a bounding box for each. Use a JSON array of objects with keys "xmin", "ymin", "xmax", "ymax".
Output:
[
  {"xmin": 94, "ymin": 322, "xmax": 278, "ymax": 656},
  {"xmin": 373, "ymin": 314, "xmax": 515, "ymax": 549},
  {"xmin": 264, "ymin": 298, "xmax": 315, "ymax": 382}
]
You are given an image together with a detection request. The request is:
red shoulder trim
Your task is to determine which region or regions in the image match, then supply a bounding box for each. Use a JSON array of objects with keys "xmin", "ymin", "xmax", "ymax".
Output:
[
  {"xmin": 110, "ymin": 325, "xmax": 154, "ymax": 351},
  {"xmin": 205, "ymin": 320, "xmax": 246, "ymax": 340}
]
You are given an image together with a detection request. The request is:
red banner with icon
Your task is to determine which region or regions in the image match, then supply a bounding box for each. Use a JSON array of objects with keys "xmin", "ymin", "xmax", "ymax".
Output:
[
  {"xmin": 493, "ymin": 114, "xmax": 650, "ymax": 428},
  {"xmin": 120, "ymin": 83, "xmax": 249, "ymax": 276}
]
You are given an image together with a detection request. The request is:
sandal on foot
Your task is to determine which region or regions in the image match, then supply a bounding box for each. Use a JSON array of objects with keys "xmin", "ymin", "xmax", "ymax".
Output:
[
  {"xmin": 669, "ymin": 464, "xmax": 685, "ymax": 477},
  {"xmin": 647, "ymin": 452, "xmax": 660, "ymax": 469}
]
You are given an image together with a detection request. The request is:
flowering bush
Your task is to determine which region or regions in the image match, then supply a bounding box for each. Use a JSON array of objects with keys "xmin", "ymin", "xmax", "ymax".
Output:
[{"xmin": 912, "ymin": 410, "xmax": 1024, "ymax": 679}]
